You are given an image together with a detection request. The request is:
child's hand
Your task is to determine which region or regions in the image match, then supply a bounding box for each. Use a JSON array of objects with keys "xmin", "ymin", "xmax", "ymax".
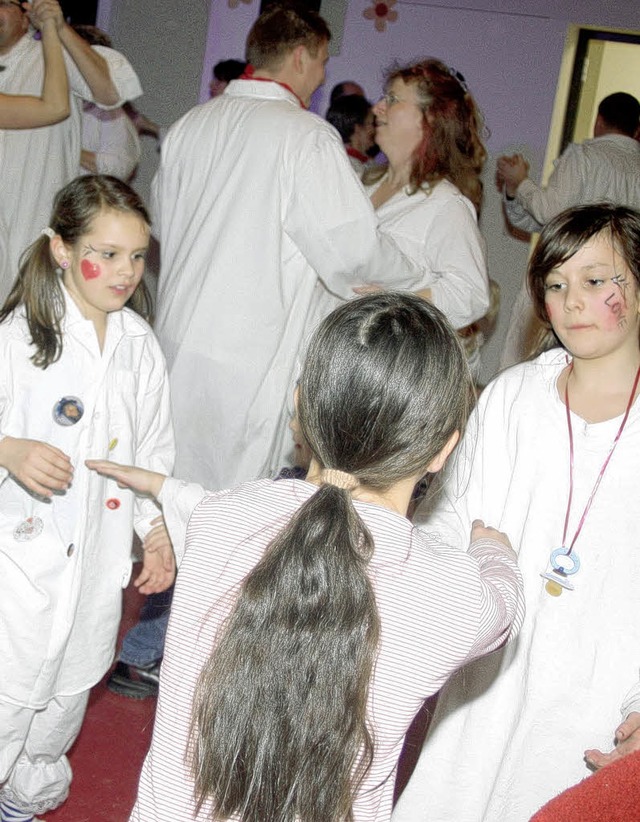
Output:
[
  {"xmin": 585, "ymin": 712, "xmax": 640, "ymax": 769},
  {"xmin": 471, "ymin": 519, "xmax": 513, "ymax": 551},
  {"xmin": 85, "ymin": 459, "xmax": 166, "ymax": 499},
  {"xmin": 0, "ymin": 436, "xmax": 73, "ymax": 497},
  {"xmin": 135, "ymin": 516, "xmax": 176, "ymax": 594}
]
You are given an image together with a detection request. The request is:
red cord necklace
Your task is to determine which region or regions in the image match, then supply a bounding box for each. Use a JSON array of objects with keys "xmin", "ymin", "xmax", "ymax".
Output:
[
  {"xmin": 542, "ymin": 361, "xmax": 640, "ymax": 596},
  {"xmin": 239, "ymin": 65, "xmax": 306, "ymax": 108}
]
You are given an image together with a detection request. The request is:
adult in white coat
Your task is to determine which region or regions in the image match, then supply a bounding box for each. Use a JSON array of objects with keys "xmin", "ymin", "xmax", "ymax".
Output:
[
  {"xmin": 152, "ymin": 3, "xmax": 425, "ymax": 490},
  {"xmin": 0, "ymin": 0, "xmax": 142, "ymax": 301},
  {"xmin": 363, "ymin": 59, "xmax": 490, "ymax": 375}
]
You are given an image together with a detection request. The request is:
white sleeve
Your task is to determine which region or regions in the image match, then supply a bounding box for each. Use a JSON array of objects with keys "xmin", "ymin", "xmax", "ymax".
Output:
[
  {"xmin": 621, "ymin": 679, "xmax": 640, "ymax": 719},
  {"xmin": 157, "ymin": 477, "xmax": 208, "ymax": 565},
  {"xmin": 415, "ymin": 374, "xmax": 518, "ymax": 546},
  {"xmin": 0, "ymin": 358, "xmax": 8, "ymax": 487},
  {"xmin": 132, "ymin": 337, "xmax": 176, "ymax": 542},
  {"xmin": 415, "ymin": 376, "xmax": 526, "ymax": 652},
  {"xmin": 69, "ymin": 45, "xmax": 142, "ymax": 109},
  {"xmin": 503, "ymin": 192, "xmax": 543, "ymax": 234},
  {"xmin": 283, "ymin": 131, "xmax": 425, "ymax": 298},
  {"xmin": 87, "ymin": 108, "xmax": 141, "ymax": 179},
  {"xmin": 513, "ymin": 145, "xmax": 585, "ymax": 226},
  {"xmin": 422, "ymin": 195, "xmax": 490, "ymax": 329}
]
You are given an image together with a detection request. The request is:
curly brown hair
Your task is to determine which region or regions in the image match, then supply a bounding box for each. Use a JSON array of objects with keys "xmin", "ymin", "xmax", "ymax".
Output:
[{"xmin": 365, "ymin": 58, "xmax": 487, "ymax": 214}]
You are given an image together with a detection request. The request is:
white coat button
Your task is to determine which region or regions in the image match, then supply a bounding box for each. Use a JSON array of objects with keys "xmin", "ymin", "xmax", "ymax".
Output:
[{"xmin": 67, "ymin": 543, "xmax": 75, "ymax": 557}]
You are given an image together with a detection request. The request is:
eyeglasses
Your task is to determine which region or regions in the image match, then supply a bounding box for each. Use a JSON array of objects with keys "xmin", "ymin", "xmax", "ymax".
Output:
[{"xmin": 382, "ymin": 91, "xmax": 402, "ymax": 107}]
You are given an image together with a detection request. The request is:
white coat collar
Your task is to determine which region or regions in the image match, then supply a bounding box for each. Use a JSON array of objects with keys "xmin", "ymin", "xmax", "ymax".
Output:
[
  {"xmin": 592, "ymin": 133, "xmax": 640, "ymax": 152},
  {"xmin": 61, "ymin": 284, "xmax": 146, "ymax": 360},
  {"xmin": 224, "ymin": 78, "xmax": 301, "ymax": 108}
]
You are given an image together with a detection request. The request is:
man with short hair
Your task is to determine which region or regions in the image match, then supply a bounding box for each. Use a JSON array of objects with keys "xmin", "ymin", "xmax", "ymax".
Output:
[
  {"xmin": 0, "ymin": 0, "xmax": 141, "ymax": 300},
  {"xmin": 152, "ymin": 2, "xmax": 424, "ymax": 493},
  {"xmin": 498, "ymin": 91, "xmax": 640, "ymax": 233}
]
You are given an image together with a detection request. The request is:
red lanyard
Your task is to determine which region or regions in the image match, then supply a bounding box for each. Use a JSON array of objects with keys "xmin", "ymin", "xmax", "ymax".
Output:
[
  {"xmin": 239, "ymin": 65, "xmax": 306, "ymax": 109},
  {"xmin": 561, "ymin": 361, "xmax": 640, "ymax": 555},
  {"xmin": 346, "ymin": 146, "xmax": 369, "ymax": 164}
]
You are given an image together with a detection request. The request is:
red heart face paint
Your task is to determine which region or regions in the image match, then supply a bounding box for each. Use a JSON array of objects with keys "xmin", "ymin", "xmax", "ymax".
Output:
[{"xmin": 81, "ymin": 259, "xmax": 101, "ymax": 281}]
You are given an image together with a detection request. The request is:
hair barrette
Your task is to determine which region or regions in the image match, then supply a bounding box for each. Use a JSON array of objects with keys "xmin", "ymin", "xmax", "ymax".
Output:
[{"xmin": 448, "ymin": 66, "xmax": 468, "ymax": 93}]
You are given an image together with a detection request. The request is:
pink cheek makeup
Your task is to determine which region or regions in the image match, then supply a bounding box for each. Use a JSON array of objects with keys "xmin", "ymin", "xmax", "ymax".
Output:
[
  {"xmin": 81, "ymin": 259, "xmax": 101, "ymax": 281},
  {"xmin": 544, "ymin": 300, "xmax": 555, "ymax": 323},
  {"xmin": 602, "ymin": 289, "xmax": 627, "ymax": 329}
]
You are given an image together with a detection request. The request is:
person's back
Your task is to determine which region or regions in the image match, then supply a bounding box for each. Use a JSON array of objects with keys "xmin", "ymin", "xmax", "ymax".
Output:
[
  {"xmin": 152, "ymin": 3, "xmax": 423, "ymax": 490},
  {"xmin": 153, "ymin": 80, "xmax": 376, "ymax": 488},
  {"xmin": 134, "ymin": 476, "xmax": 521, "ymax": 820},
  {"xmin": 571, "ymin": 132, "xmax": 639, "ymax": 205},
  {"xmin": 115, "ymin": 292, "xmax": 524, "ymax": 821},
  {"xmin": 499, "ymin": 91, "xmax": 640, "ymax": 233}
]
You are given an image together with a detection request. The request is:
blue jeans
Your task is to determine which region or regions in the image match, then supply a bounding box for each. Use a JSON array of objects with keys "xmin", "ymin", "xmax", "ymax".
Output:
[{"xmin": 119, "ymin": 586, "xmax": 173, "ymax": 667}]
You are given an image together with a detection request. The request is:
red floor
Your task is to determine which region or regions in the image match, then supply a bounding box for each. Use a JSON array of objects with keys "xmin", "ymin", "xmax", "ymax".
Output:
[{"xmin": 46, "ymin": 573, "xmax": 156, "ymax": 822}]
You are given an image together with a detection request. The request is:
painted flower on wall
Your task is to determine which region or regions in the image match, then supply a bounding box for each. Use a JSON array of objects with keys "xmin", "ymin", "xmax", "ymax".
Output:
[
  {"xmin": 363, "ymin": 0, "xmax": 398, "ymax": 32},
  {"xmin": 228, "ymin": 0, "xmax": 253, "ymax": 8}
]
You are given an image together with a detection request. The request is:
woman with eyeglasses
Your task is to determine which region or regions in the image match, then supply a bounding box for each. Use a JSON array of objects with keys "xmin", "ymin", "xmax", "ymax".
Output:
[
  {"xmin": 0, "ymin": 0, "xmax": 69, "ymax": 128},
  {"xmin": 362, "ymin": 58, "xmax": 491, "ymax": 375}
]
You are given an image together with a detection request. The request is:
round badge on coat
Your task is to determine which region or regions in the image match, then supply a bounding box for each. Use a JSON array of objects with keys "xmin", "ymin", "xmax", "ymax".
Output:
[
  {"xmin": 53, "ymin": 396, "xmax": 84, "ymax": 426},
  {"xmin": 14, "ymin": 516, "xmax": 44, "ymax": 541}
]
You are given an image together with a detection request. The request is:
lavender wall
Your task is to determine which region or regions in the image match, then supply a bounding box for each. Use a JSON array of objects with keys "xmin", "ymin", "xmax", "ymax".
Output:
[{"xmin": 99, "ymin": 0, "xmax": 639, "ymax": 377}]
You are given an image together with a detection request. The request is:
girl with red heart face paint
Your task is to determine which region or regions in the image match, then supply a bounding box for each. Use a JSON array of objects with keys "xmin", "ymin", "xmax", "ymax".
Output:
[{"xmin": 0, "ymin": 174, "xmax": 175, "ymax": 820}]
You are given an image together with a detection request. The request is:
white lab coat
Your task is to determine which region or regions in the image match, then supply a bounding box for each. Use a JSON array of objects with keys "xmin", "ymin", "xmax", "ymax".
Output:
[
  {"xmin": 0, "ymin": 290, "xmax": 174, "ymax": 708},
  {"xmin": 0, "ymin": 33, "xmax": 142, "ymax": 301},
  {"xmin": 365, "ymin": 177, "xmax": 489, "ymax": 330},
  {"xmin": 393, "ymin": 348, "xmax": 640, "ymax": 822},
  {"xmin": 152, "ymin": 79, "xmax": 425, "ymax": 489},
  {"xmin": 80, "ymin": 103, "xmax": 141, "ymax": 180}
]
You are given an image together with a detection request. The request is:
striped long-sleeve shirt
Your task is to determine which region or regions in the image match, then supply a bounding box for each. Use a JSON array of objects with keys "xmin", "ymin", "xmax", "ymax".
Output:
[{"xmin": 131, "ymin": 476, "xmax": 524, "ymax": 821}]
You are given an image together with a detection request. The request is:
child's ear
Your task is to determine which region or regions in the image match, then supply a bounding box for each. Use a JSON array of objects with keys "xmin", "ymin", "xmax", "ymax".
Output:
[
  {"xmin": 49, "ymin": 235, "xmax": 70, "ymax": 269},
  {"xmin": 425, "ymin": 430, "xmax": 460, "ymax": 474}
]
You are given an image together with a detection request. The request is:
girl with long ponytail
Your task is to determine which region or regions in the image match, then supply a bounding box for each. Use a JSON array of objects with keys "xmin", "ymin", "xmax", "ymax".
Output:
[{"xmin": 88, "ymin": 292, "xmax": 524, "ymax": 821}]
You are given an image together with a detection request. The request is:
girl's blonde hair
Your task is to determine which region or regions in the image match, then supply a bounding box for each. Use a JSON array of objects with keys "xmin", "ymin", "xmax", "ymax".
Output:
[{"xmin": 0, "ymin": 175, "xmax": 152, "ymax": 369}]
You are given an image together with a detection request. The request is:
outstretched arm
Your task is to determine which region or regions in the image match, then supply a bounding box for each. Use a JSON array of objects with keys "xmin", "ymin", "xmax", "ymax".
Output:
[
  {"xmin": 86, "ymin": 460, "xmax": 209, "ymax": 565},
  {"xmin": 0, "ymin": 4, "xmax": 69, "ymax": 128},
  {"xmin": 85, "ymin": 459, "xmax": 166, "ymax": 499}
]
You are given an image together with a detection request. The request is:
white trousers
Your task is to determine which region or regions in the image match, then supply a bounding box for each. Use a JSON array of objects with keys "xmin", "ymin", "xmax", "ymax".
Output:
[{"xmin": 0, "ymin": 691, "xmax": 89, "ymax": 815}]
